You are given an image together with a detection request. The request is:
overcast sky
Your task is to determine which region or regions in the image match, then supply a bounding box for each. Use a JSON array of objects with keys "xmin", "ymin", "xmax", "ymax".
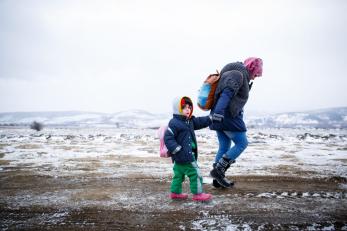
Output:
[{"xmin": 1, "ymin": 0, "xmax": 346, "ymax": 115}]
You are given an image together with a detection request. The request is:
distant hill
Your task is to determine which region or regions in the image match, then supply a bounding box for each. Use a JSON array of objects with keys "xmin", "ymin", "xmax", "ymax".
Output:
[
  {"xmin": 0, "ymin": 107, "xmax": 346, "ymax": 129},
  {"xmin": 245, "ymin": 107, "xmax": 347, "ymax": 129},
  {"xmin": 0, "ymin": 110, "xmax": 170, "ymax": 129}
]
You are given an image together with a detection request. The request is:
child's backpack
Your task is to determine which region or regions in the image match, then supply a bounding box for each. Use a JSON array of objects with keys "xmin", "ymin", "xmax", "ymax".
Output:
[
  {"xmin": 157, "ymin": 125, "xmax": 171, "ymax": 158},
  {"xmin": 197, "ymin": 70, "xmax": 220, "ymax": 111}
]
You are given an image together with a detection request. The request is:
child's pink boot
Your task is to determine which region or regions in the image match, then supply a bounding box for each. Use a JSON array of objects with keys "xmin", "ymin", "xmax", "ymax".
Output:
[
  {"xmin": 170, "ymin": 193, "xmax": 188, "ymax": 200},
  {"xmin": 192, "ymin": 193, "xmax": 212, "ymax": 201}
]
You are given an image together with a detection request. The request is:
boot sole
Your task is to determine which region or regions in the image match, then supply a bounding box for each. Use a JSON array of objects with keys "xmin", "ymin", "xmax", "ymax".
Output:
[
  {"xmin": 192, "ymin": 197, "xmax": 212, "ymax": 201},
  {"xmin": 212, "ymin": 180, "xmax": 222, "ymax": 188},
  {"xmin": 170, "ymin": 197, "xmax": 188, "ymax": 200},
  {"xmin": 192, "ymin": 199, "xmax": 212, "ymax": 202}
]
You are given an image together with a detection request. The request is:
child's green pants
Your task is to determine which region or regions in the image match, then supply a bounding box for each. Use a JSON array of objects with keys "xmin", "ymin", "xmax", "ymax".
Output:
[{"xmin": 170, "ymin": 161, "xmax": 203, "ymax": 195}]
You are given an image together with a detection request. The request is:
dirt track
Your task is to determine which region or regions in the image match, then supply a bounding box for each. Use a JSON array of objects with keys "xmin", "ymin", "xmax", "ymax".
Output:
[{"xmin": 1, "ymin": 170, "xmax": 346, "ymax": 230}]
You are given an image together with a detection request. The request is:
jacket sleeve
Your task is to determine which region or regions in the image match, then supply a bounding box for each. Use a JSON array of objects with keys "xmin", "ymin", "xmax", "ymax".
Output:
[
  {"xmin": 192, "ymin": 116, "xmax": 212, "ymax": 130},
  {"xmin": 213, "ymin": 88, "xmax": 235, "ymax": 116},
  {"xmin": 164, "ymin": 122, "xmax": 182, "ymax": 155}
]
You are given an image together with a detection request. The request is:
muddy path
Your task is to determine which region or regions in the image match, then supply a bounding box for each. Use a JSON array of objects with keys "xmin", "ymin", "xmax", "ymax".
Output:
[{"xmin": 1, "ymin": 170, "xmax": 346, "ymax": 230}]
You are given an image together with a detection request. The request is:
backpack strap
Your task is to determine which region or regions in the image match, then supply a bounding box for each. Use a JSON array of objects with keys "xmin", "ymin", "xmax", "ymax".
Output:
[{"xmin": 249, "ymin": 81, "xmax": 253, "ymax": 91}]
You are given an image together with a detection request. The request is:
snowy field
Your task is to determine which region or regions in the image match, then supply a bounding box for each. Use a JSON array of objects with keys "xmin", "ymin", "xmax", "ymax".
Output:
[
  {"xmin": 0, "ymin": 127, "xmax": 346, "ymax": 230},
  {"xmin": 1, "ymin": 127, "xmax": 346, "ymax": 179}
]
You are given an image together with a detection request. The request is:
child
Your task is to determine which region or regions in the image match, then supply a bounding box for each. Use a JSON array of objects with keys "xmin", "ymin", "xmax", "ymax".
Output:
[{"xmin": 164, "ymin": 96, "xmax": 212, "ymax": 201}]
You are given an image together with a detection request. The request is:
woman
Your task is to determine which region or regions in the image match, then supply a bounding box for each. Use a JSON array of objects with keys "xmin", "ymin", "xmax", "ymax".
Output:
[{"xmin": 209, "ymin": 57, "xmax": 263, "ymax": 188}]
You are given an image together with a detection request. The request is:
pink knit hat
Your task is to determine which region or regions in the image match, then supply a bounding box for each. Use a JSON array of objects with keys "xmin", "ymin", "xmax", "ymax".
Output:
[{"xmin": 244, "ymin": 57, "xmax": 263, "ymax": 79}]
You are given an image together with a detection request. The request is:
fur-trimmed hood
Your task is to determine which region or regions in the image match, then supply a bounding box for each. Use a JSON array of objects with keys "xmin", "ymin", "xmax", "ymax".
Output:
[{"xmin": 172, "ymin": 96, "xmax": 193, "ymax": 118}]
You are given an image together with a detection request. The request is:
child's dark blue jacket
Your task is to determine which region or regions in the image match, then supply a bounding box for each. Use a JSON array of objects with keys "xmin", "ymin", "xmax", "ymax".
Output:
[{"xmin": 164, "ymin": 114, "xmax": 211, "ymax": 164}]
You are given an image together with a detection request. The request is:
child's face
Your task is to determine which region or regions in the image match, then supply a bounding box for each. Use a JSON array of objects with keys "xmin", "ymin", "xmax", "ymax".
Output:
[{"xmin": 182, "ymin": 104, "xmax": 192, "ymax": 117}]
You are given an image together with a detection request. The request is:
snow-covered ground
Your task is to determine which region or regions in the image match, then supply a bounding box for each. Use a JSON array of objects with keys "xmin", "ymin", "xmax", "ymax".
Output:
[
  {"xmin": 0, "ymin": 127, "xmax": 346, "ymax": 179},
  {"xmin": 0, "ymin": 127, "xmax": 346, "ymax": 230}
]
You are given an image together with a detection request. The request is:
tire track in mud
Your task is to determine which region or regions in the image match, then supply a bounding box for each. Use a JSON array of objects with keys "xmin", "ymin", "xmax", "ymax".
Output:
[{"xmin": 225, "ymin": 191, "xmax": 347, "ymax": 199}]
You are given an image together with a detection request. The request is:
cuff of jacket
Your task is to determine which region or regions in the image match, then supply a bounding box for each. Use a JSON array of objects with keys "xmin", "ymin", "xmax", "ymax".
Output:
[
  {"xmin": 210, "ymin": 113, "xmax": 224, "ymax": 122},
  {"xmin": 172, "ymin": 145, "xmax": 182, "ymax": 154}
]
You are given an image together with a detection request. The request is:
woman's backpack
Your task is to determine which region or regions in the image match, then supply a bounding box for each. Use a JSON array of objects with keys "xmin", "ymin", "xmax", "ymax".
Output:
[
  {"xmin": 157, "ymin": 125, "xmax": 171, "ymax": 158},
  {"xmin": 197, "ymin": 70, "xmax": 220, "ymax": 111}
]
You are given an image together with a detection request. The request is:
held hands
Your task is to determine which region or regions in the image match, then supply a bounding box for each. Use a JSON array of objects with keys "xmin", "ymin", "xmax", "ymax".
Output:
[{"xmin": 209, "ymin": 113, "xmax": 224, "ymax": 123}]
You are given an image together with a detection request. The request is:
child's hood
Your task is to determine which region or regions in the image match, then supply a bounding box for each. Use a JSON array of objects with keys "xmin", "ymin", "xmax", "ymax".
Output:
[{"xmin": 172, "ymin": 96, "xmax": 194, "ymax": 118}]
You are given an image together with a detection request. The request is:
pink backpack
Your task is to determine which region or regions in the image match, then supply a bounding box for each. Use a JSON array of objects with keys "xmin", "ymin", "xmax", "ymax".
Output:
[{"xmin": 158, "ymin": 125, "xmax": 171, "ymax": 158}]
